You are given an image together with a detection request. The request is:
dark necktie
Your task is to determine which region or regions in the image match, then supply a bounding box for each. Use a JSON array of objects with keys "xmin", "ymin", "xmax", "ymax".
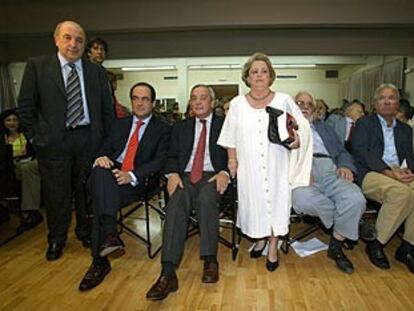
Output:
[
  {"xmin": 347, "ymin": 122, "xmax": 355, "ymax": 141},
  {"xmin": 122, "ymin": 120, "xmax": 145, "ymax": 172},
  {"xmin": 190, "ymin": 119, "xmax": 207, "ymax": 184},
  {"xmin": 66, "ymin": 63, "xmax": 84, "ymax": 128}
]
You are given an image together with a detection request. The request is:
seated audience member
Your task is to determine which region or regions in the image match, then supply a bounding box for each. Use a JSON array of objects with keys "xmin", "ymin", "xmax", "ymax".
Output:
[
  {"xmin": 352, "ymin": 83, "xmax": 414, "ymax": 273},
  {"xmin": 78, "ymin": 82, "xmax": 171, "ymax": 291},
  {"xmin": 222, "ymin": 100, "xmax": 230, "ymax": 116},
  {"xmin": 0, "ymin": 109, "xmax": 42, "ymax": 230},
  {"xmin": 146, "ymin": 84, "xmax": 229, "ymax": 301},
  {"xmin": 326, "ymin": 100, "xmax": 365, "ymax": 151},
  {"xmin": 314, "ymin": 99, "xmax": 330, "ymax": 121},
  {"xmin": 292, "ymin": 91, "xmax": 367, "ymax": 274}
]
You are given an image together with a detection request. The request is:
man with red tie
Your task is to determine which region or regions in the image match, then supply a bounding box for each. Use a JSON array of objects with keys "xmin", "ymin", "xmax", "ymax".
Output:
[
  {"xmin": 146, "ymin": 84, "xmax": 229, "ymax": 301},
  {"xmin": 78, "ymin": 82, "xmax": 171, "ymax": 291}
]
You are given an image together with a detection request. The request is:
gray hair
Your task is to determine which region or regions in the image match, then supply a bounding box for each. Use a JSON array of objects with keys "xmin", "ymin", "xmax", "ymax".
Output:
[
  {"xmin": 190, "ymin": 84, "xmax": 216, "ymax": 101},
  {"xmin": 53, "ymin": 20, "xmax": 85, "ymax": 38},
  {"xmin": 295, "ymin": 90, "xmax": 316, "ymax": 107},
  {"xmin": 374, "ymin": 83, "xmax": 400, "ymax": 101},
  {"xmin": 241, "ymin": 52, "xmax": 276, "ymax": 88}
]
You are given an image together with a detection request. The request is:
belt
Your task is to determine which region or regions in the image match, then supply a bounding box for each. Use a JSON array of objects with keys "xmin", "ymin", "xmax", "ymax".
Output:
[
  {"xmin": 313, "ymin": 153, "xmax": 331, "ymax": 158},
  {"xmin": 66, "ymin": 124, "xmax": 91, "ymax": 131}
]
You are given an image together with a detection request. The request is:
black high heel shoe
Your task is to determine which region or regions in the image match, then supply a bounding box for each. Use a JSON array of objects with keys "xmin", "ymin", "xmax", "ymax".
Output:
[
  {"xmin": 250, "ymin": 241, "xmax": 267, "ymax": 258},
  {"xmin": 266, "ymin": 258, "xmax": 279, "ymax": 272}
]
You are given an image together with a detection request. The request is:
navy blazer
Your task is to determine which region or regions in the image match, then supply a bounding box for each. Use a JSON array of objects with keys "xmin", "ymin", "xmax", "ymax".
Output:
[
  {"xmin": 313, "ymin": 121, "xmax": 356, "ymax": 172},
  {"xmin": 164, "ymin": 114, "xmax": 227, "ymax": 175},
  {"xmin": 18, "ymin": 54, "xmax": 114, "ymax": 157},
  {"xmin": 351, "ymin": 114, "xmax": 414, "ymax": 185},
  {"xmin": 97, "ymin": 115, "xmax": 171, "ymax": 185}
]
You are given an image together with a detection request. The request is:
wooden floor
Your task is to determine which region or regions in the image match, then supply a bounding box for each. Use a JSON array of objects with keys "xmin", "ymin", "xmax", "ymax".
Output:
[{"xmin": 1, "ymin": 211, "xmax": 414, "ymax": 311}]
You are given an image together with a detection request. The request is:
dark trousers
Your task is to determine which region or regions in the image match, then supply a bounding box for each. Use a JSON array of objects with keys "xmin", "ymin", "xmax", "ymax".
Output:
[
  {"xmin": 89, "ymin": 166, "xmax": 144, "ymax": 258},
  {"xmin": 161, "ymin": 173, "xmax": 221, "ymax": 265},
  {"xmin": 37, "ymin": 127, "xmax": 92, "ymax": 244}
]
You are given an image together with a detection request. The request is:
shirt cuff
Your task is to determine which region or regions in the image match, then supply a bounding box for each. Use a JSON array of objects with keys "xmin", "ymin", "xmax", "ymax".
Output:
[{"xmin": 128, "ymin": 172, "xmax": 138, "ymax": 187}]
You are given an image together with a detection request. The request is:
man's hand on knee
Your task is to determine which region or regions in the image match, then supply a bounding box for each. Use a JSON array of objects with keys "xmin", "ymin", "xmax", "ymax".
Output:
[
  {"xmin": 167, "ymin": 173, "xmax": 184, "ymax": 196},
  {"xmin": 208, "ymin": 171, "xmax": 229, "ymax": 194},
  {"xmin": 93, "ymin": 156, "xmax": 114, "ymax": 169}
]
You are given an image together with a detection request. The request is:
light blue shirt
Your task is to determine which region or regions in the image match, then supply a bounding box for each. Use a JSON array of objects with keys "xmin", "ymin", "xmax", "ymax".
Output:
[
  {"xmin": 117, "ymin": 114, "xmax": 152, "ymax": 186},
  {"xmin": 377, "ymin": 114, "xmax": 399, "ymax": 168},
  {"xmin": 310, "ymin": 123, "xmax": 330, "ymax": 156},
  {"xmin": 57, "ymin": 53, "xmax": 91, "ymax": 126}
]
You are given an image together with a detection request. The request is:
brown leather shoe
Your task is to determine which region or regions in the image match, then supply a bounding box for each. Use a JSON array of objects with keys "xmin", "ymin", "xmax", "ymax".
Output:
[
  {"xmin": 146, "ymin": 275, "xmax": 178, "ymax": 301},
  {"xmin": 202, "ymin": 261, "xmax": 219, "ymax": 283}
]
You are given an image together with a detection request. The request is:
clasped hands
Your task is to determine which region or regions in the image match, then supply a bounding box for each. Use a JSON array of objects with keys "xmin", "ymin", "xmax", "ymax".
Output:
[
  {"xmin": 93, "ymin": 156, "xmax": 132, "ymax": 185},
  {"xmin": 384, "ymin": 167, "xmax": 414, "ymax": 184},
  {"xmin": 167, "ymin": 171, "xmax": 229, "ymax": 196}
]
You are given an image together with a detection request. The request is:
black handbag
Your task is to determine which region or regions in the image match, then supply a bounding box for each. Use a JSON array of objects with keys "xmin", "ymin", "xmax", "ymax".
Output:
[{"xmin": 265, "ymin": 106, "xmax": 298, "ymax": 149}]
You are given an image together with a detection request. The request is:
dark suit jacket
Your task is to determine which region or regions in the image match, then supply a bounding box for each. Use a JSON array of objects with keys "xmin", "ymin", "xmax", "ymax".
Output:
[
  {"xmin": 313, "ymin": 121, "xmax": 356, "ymax": 172},
  {"xmin": 97, "ymin": 115, "xmax": 171, "ymax": 185},
  {"xmin": 351, "ymin": 114, "xmax": 414, "ymax": 185},
  {"xmin": 17, "ymin": 54, "xmax": 114, "ymax": 157},
  {"xmin": 164, "ymin": 114, "xmax": 227, "ymax": 175}
]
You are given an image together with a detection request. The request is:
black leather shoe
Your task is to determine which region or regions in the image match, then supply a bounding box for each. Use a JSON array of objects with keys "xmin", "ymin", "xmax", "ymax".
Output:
[
  {"xmin": 80, "ymin": 237, "xmax": 92, "ymax": 248},
  {"xmin": 266, "ymin": 259, "xmax": 279, "ymax": 272},
  {"xmin": 250, "ymin": 241, "xmax": 267, "ymax": 258},
  {"xmin": 18, "ymin": 211, "xmax": 43, "ymax": 231},
  {"xmin": 202, "ymin": 261, "xmax": 219, "ymax": 283},
  {"xmin": 99, "ymin": 234, "xmax": 125, "ymax": 257},
  {"xmin": 146, "ymin": 275, "xmax": 179, "ymax": 301},
  {"xmin": 395, "ymin": 246, "xmax": 414, "ymax": 273},
  {"xmin": 365, "ymin": 240, "xmax": 390, "ymax": 269},
  {"xmin": 359, "ymin": 219, "xmax": 377, "ymax": 242},
  {"xmin": 79, "ymin": 260, "xmax": 111, "ymax": 291},
  {"xmin": 327, "ymin": 245, "xmax": 354, "ymax": 274},
  {"xmin": 46, "ymin": 243, "xmax": 65, "ymax": 261}
]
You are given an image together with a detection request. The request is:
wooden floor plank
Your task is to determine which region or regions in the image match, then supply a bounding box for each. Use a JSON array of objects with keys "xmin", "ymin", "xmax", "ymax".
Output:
[{"xmin": 1, "ymin": 213, "xmax": 414, "ymax": 311}]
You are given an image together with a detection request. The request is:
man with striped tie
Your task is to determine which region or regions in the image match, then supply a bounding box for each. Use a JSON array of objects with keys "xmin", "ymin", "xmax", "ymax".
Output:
[{"xmin": 18, "ymin": 21, "xmax": 115, "ymax": 261}]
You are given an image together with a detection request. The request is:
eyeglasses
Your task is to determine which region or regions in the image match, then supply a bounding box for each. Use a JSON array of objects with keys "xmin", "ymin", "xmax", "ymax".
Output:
[{"xmin": 296, "ymin": 100, "xmax": 313, "ymax": 108}]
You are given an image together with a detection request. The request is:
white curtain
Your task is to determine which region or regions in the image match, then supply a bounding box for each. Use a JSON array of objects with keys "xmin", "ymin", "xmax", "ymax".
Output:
[{"xmin": 362, "ymin": 66, "xmax": 382, "ymax": 112}]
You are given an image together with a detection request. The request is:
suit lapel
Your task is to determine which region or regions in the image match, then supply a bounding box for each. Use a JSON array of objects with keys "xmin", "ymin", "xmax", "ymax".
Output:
[
  {"xmin": 394, "ymin": 122, "xmax": 405, "ymax": 164},
  {"xmin": 82, "ymin": 59, "xmax": 94, "ymax": 120},
  {"xmin": 371, "ymin": 114, "xmax": 385, "ymax": 149},
  {"xmin": 48, "ymin": 55, "xmax": 66, "ymax": 97},
  {"xmin": 209, "ymin": 114, "xmax": 219, "ymax": 156},
  {"xmin": 138, "ymin": 117, "xmax": 156, "ymax": 156}
]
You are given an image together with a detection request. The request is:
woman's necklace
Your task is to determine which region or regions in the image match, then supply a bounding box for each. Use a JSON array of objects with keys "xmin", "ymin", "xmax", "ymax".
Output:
[{"xmin": 248, "ymin": 90, "xmax": 272, "ymax": 101}]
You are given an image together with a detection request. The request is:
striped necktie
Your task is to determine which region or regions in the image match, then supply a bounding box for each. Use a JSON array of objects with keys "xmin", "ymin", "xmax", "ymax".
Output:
[{"xmin": 66, "ymin": 63, "xmax": 84, "ymax": 128}]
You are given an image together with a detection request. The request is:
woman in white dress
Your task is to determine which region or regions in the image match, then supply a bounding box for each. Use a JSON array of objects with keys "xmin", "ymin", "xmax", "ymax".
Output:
[{"xmin": 218, "ymin": 52, "xmax": 313, "ymax": 271}]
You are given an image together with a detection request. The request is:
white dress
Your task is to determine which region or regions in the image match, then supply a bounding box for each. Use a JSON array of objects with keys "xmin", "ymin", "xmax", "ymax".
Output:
[{"xmin": 218, "ymin": 93, "xmax": 313, "ymax": 238}]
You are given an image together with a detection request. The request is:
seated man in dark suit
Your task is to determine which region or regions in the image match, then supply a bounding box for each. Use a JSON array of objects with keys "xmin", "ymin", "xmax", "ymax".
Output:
[
  {"xmin": 146, "ymin": 84, "xmax": 229, "ymax": 301},
  {"xmin": 292, "ymin": 91, "xmax": 367, "ymax": 274},
  {"xmin": 78, "ymin": 82, "xmax": 171, "ymax": 291},
  {"xmin": 352, "ymin": 83, "xmax": 414, "ymax": 273}
]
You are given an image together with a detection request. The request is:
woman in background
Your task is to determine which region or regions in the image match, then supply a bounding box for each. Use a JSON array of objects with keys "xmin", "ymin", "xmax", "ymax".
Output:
[{"xmin": 0, "ymin": 109, "xmax": 43, "ymax": 230}]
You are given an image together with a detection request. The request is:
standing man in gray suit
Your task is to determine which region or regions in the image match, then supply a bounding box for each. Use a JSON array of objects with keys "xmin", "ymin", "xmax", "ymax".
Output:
[
  {"xmin": 18, "ymin": 21, "xmax": 114, "ymax": 261},
  {"xmin": 146, "ymin": 84, "xmax": 229, "ymax": 301},
  {"xmin": 292, "ymin": 91, "xmax": 366, "ymax": 274}
]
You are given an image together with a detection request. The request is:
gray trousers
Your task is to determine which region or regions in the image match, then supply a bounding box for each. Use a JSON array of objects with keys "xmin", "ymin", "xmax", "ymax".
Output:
[
  {"xmin": 161, "ymin": 172, "xmax": 221, "ymax": 265},
  {"xmin": 15, "ymin": 159, "xmax": 41, "ymax": 211},
  {"xmin": 292, "ymin": 158, "xmax": 366, "ymax": 240}
]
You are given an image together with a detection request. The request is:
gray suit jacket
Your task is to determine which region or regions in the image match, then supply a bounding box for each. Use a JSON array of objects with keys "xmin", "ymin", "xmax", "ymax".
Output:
[
  {"xmin": 326, "ymin": 114, "xmax": 347, "ymax": 143},
  {"xmin": 313, "ymin": 121, "xmax": 356, "ymax": 172},
  {"xmin": 18, "ymin": 54, "xmax": 114, "ymax": 157}
]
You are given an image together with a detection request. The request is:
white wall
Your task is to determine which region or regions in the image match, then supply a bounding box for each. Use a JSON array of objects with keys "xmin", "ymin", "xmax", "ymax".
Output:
[{"xmin": 405, "ymin": 57, "xmax": 414, "ymax": 102}]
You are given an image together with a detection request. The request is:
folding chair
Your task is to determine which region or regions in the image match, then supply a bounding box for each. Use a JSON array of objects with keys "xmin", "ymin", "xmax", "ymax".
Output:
[
  {"xmin": 117, "ymin": 173, "xmax": 168, "ymax": 258},
  {"xmin": 280, "ymin": 209, "xmax": 322, "ymax": 254},
  {"xmin": 187, "ymin": 178, "xmax": 241, "ymax": 261}
]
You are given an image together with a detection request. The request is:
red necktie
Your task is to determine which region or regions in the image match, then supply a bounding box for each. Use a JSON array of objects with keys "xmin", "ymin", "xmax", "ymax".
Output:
[
  {"xmin": 122, "ymin": 120, "xmax": 145, "ymax": 172},
  {"xmin": 347, "ymin": 122, "xmax": 355, "ymax": 141},
  {"xmin": 190, "ymin": 119, "xmax": 207, "ymax": 184}
]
